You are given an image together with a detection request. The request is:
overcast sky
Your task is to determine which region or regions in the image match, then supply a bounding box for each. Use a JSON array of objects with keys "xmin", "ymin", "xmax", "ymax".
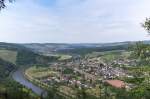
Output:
[{"xmin": 0, "ymin": 0, "xmax": 150, "ymax": 43}]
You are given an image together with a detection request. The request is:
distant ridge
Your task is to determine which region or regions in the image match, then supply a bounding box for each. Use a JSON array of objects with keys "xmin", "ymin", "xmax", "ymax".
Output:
[{"xmin": 21, "ymin": 40, "xmax": 150, "ymax": 55}]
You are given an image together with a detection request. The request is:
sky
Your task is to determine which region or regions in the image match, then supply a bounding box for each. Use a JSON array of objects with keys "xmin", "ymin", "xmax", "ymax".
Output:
[{"xmin": 0, "ymin": 0, "xmax": 150, "ymax": 43}]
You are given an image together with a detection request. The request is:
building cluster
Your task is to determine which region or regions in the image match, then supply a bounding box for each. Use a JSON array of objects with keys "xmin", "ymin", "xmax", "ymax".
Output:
[
  {"xmin": 40, "ymin": 57, "xmax": 134, "ymax": 89},
  {"xmin": 75, "ymin": 58, "xmax": 128, "ymax": 79}
]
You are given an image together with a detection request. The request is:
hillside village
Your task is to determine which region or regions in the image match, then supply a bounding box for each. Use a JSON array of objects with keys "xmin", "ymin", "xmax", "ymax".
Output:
[{"xmin": 25, "ymin": 51, "xmax": 140, "ymax": 98}]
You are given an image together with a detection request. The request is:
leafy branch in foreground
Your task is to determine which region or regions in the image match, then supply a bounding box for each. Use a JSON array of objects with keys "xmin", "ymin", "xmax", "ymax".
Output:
[
  {"xmin": 142, "ymin": 17, "xmax": 150, "ymax": 33},
  {"xmin": 0, "ymin": 0, "xmax": 13, "ymax": 10}
]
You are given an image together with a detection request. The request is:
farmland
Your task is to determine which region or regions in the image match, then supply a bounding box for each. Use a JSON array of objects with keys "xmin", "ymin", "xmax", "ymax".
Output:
[{"xmin": 0, "ymin": 49, "xmax": 17, "ymax": 64}]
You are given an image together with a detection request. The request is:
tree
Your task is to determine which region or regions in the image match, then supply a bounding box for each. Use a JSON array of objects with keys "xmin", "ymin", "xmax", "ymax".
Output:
[
  {"xmin": 47, "ymin": 85, "xmax": 58, "ymax": 99},
  {"xmin": 142, "ymin": 17, "xmax": 150, "ymax": 33},
  {"xmin": 0, "ymin": 0, "xmax": 13, "ymax": 10}
]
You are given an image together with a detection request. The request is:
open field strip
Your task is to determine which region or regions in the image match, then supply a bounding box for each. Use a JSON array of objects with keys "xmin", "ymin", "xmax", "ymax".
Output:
[
  {"xmin": 0, "ymin": 49, "xmax": 17, "ymax": 64},
  {"xmin": 24, "ymin": 67, "xmax": 76, "ymax": 99}
]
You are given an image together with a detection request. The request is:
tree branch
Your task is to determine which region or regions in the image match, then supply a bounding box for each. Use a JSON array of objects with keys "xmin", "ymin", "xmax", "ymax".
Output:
[{"xmin": 0, "ymin": 0, "xmax": 13, "ymax": 10}]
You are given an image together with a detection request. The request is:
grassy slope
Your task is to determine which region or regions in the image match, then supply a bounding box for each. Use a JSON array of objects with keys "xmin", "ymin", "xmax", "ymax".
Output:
[
  {"xmin": 0, "ymin": 49, "xmax": 17, "ymax": 64},
  {"xmin": 0, "ymin": 49, "xmax": 20, "ymax": 79}
]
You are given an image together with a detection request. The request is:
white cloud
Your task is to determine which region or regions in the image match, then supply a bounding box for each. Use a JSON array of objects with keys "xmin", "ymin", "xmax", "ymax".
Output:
[{"xmin": 0, "ymin": 0, "xmax": 150, "ymax": 43}]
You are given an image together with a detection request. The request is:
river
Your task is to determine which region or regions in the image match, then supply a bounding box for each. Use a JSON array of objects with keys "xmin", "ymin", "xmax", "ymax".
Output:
[{"xmin": 12, "ymin": 68, "xmax": 47, "ymax": 96}]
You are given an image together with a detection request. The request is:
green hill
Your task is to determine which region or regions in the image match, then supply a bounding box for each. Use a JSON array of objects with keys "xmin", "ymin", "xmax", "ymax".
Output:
[
  {"xmin": 0, "ymin": 43, "xmax": 45, "ymax": 99},
  {"xmin": 0, "ymin": 42, "xmax": 58, "ymax": 66},
  {"xmin": 0, "ymin": 58, "xmax": 16, "ymax": 79},
  {"xmin": 0, "ymin": 49, "xmax": 17, "ymax": 64},
  {"xmin": 0, "ymin": 42, "xmax": 59, "ymax": 79}
]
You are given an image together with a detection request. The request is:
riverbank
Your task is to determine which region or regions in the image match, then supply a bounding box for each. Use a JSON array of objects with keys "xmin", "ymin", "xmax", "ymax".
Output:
[
  {"xmin": 12, "ymin": 68, "xmax": 46, "ymax": 96},
  {"xmin": 25, "ymin": 66, "xmax": 76, "ymax": 99}
]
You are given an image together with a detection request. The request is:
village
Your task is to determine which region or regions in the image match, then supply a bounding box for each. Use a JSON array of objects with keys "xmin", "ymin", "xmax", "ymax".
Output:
[
  {"xmin": 25, "ymin": 50, "xmax": 149, "ymax": 98},
  {"xmin": 38, "ymin": 56, "xmax": 135, "ymax": 90}
]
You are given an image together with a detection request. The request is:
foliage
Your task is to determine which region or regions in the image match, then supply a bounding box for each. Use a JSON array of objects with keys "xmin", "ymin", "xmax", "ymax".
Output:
[
  {"xmin": 0, "ymin": 80, "xmax": 38, "ymax": 99},
  {"xmin": 0, "ymin": 0, "xmax": 13, "ymax": 10},
  {"xmin": 0, "ymin": 58, "xmax": 16, "ymax": 79},
  {"xmin": 131, "ymin": 42, "xmax": 150, "ymax": 65},
  {"xmin": 16, "ymin": 48, "xmax": 59, "ymax": 65},
  {"xmin": 142, "ymin": 17, "xmax": 150, "ymax": 33},
  {"xmin": 63, "ymin": 68, "xmax": 73, "ymax": 74}
]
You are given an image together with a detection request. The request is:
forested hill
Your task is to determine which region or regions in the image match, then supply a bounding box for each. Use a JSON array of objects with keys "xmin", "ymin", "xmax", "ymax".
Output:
[
  {"xmin": 0, "ymin": 58, "xmax": 16, "ymax": 79},
  {"xmin": 0, "ymin": 42, "xmax": 59, "ymax": 65},
  {"xmin": 0, "ymin": 42, "xmax": 59, "ymax": 79},
  {"xmin": 22, "ymin": 41, "xmax": 141, "ymax": 55},
  {"xmin": 58, "ymin": 43, "xmax": 130, "ymax": 55},
  {"xmin": 0, "ymin": 42, "xmax": 53, "ymax": 99}
]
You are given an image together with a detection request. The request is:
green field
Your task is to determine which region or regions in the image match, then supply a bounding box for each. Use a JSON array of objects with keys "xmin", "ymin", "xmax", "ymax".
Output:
[
  {"xmin": 26, "ymin": 66, "xmax": 57, "ymax": 78},
  {"xmin": 0, "ymin": 49, "xmax": 17, "ymax": 64},
  {"xmin": 100, "ymin": 51, "xmax": 131, "ymax": 64},
  {"xmin": 86, "ymin": 50, "xmax": 130, "ymax": 62},
  {"xmin": 58, "ymin": 54, "xmax": 72, "ymax": 61},
  {"xmin": 43, "ymin": 53, "xmax": 72, "ymax": 61}
]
